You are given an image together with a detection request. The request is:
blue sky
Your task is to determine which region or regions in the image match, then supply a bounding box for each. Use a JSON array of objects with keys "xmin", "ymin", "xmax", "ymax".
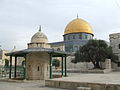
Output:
[{"xmin": 0, "ymin": 0, "xmax": 120, "ymax": 50}]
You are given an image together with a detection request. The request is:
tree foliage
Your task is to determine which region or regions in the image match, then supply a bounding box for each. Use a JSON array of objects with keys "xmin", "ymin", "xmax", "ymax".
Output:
[
  {"xmin": 4, "ymin": 59, "xmax": 9, "ymax": 67},
  {"xmin": 52, "ymin": 59, "xmax": 60, "ymax": 69},
  {"xmin": 22, "ymin": 60, "xmax": 25, "ymax": 67},
  {"xmin": 74, "ymin": 39, "xmax": 118, "ymax": 69}
]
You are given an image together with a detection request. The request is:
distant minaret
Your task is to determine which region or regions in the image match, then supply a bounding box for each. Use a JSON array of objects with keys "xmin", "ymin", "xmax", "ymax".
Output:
[
  {"xmin": 11, "ymin": 46, "xmax": 16, "ymax": 52},
  {"xmin": 77, "ymin": 13, "xmax": 79, "ymax": 19},
  {"xmin": 39, "ymin": 25, "xmax": 41, "ymax": 32}
]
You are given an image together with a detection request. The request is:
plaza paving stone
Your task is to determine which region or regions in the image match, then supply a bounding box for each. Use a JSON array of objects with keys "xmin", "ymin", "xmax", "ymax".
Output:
[
  {"xmin": 1, "ymin": 72, "xmax": 120, "ymax": 90},
  {"xmin": 0, "ymin": 80, "xmax": 68, "ymax": 90},
  {"xmin": 46, "ymin": 72, "xmax": 120, "ymax": 90},
  {"xmin": 52, "ymin": 72, "xmax": 120, "ymax": 84}
]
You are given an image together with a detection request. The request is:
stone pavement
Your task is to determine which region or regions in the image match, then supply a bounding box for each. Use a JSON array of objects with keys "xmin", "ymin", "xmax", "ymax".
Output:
[
  {"xmin": 52, "ymin": 72, "xmax": 120, "ymax": 84},
  {"xmin": 0, "ymin": 80, "xmax": 68, "ymax": 90},
  {"xmin": 46, "ymin": 72, "xmax": 120, "ymax": 90},
  {"xmin": 1, "ymin": 72, "xmax": 120, "ymax": 90}
]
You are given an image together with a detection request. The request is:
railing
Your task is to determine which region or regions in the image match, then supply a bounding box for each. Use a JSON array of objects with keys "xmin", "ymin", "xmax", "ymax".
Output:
[{"xmin": 0, "ymin": 66, "xmax": 24, "ymax": 78}]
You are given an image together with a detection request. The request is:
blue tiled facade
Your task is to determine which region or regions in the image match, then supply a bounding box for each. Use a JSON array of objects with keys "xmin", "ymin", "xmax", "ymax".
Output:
[
  {"xmin": 63, "ymin": 32, "xmax": 93, "ymax": 52},
  {"xmin": 50, "ymin": 32, "xmax": 93, "ymax": 53}
]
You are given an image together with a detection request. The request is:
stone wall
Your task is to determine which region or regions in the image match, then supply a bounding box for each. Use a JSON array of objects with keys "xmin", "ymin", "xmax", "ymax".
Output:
[
  {"xmin": 109, "ymin": 33, "xmax": 120, "ymax": 60},
  {"xmin": 51, "ymin": 44, "xmax": 64, "ymax": 51},
  {"xmin": 66, "ymin": 56, "xmax": 94, "ymax": 70},
  {"xmin": 0, "ymin": 50, "xmax": 10, "ymax": 66},
  {"xmin": 105, "ymin": 59, "xmax": 111, "ymax": 70},
  {"xmin": 28, "ymin": 43, "xmax": 51, "ymax": 49},
  {"xmin": 26, "ymin": 52, "xmax": 49, "ymax": 80},
  {"xmin": 0, "ymin": 50, "xmax": 23, "ymax": 66},
  {"xmin": 66, "ymin": 56, "xmax": 115, "ymax": 71},
  {"xmin": 45, "ymin": 80, "xmax": 120, "ymax": 90}
]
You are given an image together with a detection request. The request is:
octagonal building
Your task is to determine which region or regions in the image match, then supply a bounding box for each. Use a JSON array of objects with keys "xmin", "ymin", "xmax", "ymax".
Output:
[{"xmin": 50, "ymin": 17, "xmax": 94, "ymax": 53}]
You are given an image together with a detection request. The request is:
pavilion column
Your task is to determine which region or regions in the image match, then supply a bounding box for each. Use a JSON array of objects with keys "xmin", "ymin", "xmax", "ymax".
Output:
[
  {"xmin": 9, "ymin": 55, "xmax": 12, "ymax": 79},
  {"xmin": 61, "ymin": 56, "xmax": 64, "ymax": 76},
  {"xmin": 14, "ymin": 56, "xmax": 17, "ymax": 78},
  {"xmin": 24, "ymin": 55, "xmax": 26, "ymax": 80},
  {"xmin": 64, "ymin": 55, "xmax": 67, "ymax": 77},
  {"xmin": 49, "ymin": 53, "xmax": 52, "ymax": 79}
]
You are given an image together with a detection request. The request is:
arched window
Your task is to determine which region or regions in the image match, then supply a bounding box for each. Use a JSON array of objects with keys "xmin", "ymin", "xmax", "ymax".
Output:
[
  {"xmin": 68, "ymin": 36, "xmax": 70, "ymax": 40},
  {"xmin": 73, "ymin": 35, "xmax": 75, "ymax": 39},
  {"xmin": 85, "ymin": 35, "xmax": 87, "ymax": 39},
  {"xmin": 79, "ymin": 34, "xmax": 82, "ymax": 39},
  {"xmin": 74, "ymin": 46, "xmax": 78, "ymax": 52},
  {"xmin": 38, "ymin": 66, "xmax": 39, "ymax": 71},
  {"xmin": 57, "ymin": 48, "xmax": 61, "ymax": 51},
  {"xmin": 64, "ymin": 37, "xmax": 66, "ymax": 41}
]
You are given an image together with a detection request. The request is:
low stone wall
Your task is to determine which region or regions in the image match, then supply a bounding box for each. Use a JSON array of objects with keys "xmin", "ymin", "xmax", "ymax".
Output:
[
  {"xmin": 53, "ymin": 69, "xmax": 111, "ymax": 74},
  {"xmin": 45, "ymin": 80, "xmax": 120, "ymax": 90},
  {"xmin": 76, "ymin": 87, "xmax": 91, "ymax": 90},
  {"xmin": 111, "ymin": 62, "xmax": 120, "ymax": 71},
  {"xmin": 66, "ymin": 56, "xmax": 94, "ymax": 70}
]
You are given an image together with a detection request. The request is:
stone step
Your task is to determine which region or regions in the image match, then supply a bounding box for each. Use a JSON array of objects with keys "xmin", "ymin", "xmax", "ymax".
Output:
[{"xmin": 76, "ymin": 87, "xmax": 91, "ymax": 90}]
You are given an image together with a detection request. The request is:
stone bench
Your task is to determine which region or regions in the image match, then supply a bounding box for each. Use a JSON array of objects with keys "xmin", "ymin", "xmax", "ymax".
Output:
[{"xmin": 76, "ymin": 87, "xmax": 91, "ymax": 90}]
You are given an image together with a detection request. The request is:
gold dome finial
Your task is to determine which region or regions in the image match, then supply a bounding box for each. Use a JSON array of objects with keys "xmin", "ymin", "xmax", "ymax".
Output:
[{"xmin": 39, "ymin": 25, "xmax": 41, "ymax": 32}]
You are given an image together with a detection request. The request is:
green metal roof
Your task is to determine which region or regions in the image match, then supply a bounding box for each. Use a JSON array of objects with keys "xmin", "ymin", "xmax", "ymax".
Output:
[{"xmin": 5, "ymin": 48, "xmax": 71, "ymax": 57}]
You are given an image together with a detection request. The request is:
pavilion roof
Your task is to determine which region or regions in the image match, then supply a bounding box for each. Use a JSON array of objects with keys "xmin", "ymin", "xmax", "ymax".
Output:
[{"xmin": 5, "ymin": 48, "xmax": 71, "ymax": 57}]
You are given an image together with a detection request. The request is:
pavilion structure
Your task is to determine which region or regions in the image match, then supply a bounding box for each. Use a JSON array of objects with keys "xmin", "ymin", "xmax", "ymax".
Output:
[
  {"xmin": 6, "ymin": 48, "xmax": 69, "ymax": 80},
  {"xmin": 6, "ymin": 26, "xmax": 70, "ymax": 80}
]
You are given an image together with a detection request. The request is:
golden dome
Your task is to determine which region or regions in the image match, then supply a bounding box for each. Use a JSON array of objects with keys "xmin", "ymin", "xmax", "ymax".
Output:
[{"xmin": 64, "ymin": 18, "xmax": 93, "ymax": 35}]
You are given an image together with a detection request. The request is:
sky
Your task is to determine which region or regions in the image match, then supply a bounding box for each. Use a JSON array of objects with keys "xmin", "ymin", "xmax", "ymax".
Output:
[{"xmin": 0, "ymin": 0, "xmax": 120, "ymax": 50}]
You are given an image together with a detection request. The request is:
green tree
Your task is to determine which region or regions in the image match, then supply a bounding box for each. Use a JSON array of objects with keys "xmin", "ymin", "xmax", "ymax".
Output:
[
  {"xmin": 22, "ymin": 60, "xmax": 25, "ymax": 67},
  {"xmin": 4, "ymin": 59, "xmax": 9, "ymax": 67},
  {"xmin": 52, "ymin": 59, "xmax": 60, "ymax": 69},
  {"xmin": 74, "ymin": 39, "xmax": 118, "ymax": 69}
]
